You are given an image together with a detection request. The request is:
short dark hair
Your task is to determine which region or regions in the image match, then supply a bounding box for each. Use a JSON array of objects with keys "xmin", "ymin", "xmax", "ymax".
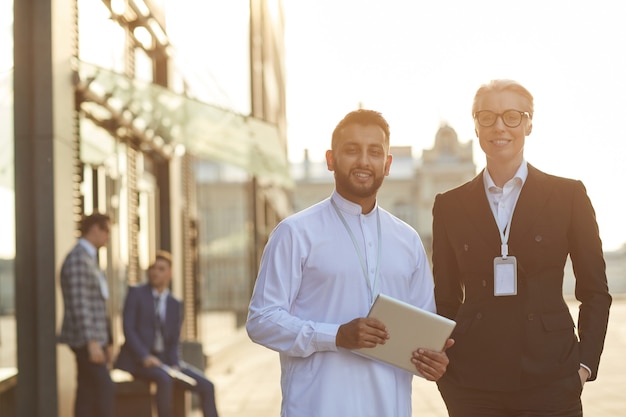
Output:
[
  {"xmin": 154, "ymin": 250, "xmax": 173, "ymax": 267},
  {"xmin": 80, "ymin": 212, "xmax": 110, "ymax": 236},
  {"xmin": 331, "ymin": 109, "xmax": 391, "ymax": 151}
]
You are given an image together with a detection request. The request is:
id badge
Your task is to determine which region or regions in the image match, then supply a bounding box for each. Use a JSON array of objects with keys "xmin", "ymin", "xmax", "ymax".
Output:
[{"xmin": 494, "ymin": 256, "xmax": 517, "ymax": 296}]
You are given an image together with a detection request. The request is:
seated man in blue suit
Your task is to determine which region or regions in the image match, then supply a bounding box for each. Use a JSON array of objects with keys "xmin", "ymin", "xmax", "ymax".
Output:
[{"xmin": 115, "ymin": 250, "xmax": 219, "ymax": 417}]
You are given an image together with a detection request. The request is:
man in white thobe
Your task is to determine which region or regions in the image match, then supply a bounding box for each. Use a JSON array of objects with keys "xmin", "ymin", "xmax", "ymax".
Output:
[{"xmin": 247, "ymin": 109, "xmax": 453, "ymax": 417}]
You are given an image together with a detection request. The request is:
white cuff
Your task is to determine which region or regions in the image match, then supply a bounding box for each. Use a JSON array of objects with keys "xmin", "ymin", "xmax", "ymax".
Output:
[{"xmin": 580, "ymin": 363, "xmax": 592, "ymax": 380}]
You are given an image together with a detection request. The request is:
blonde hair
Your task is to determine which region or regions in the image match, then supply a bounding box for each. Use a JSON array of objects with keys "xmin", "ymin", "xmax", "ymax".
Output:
[{"xmin": 472, "ymin": 79, "xmax": 534, "ymax": 117}]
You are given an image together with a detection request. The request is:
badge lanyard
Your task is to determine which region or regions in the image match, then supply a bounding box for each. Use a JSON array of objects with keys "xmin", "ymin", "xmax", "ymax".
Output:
[
  {"xmin": 331, "ymin": 199, "xmax": 382, "ymax": 304},
  {"xmin": 493, "ymin": 203, "xmax": 517, "ymax": 296},
  {"xmin": 498, "ymin": 208, "xmax": 514, "ymax": 259}
]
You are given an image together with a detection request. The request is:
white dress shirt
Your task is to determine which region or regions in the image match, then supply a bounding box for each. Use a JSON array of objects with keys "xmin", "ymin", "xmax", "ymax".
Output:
[
  {"xmin": 247, "ymin": 191, "xmax": 435, "ymax": 417},
  {"xmin": 483, "ymin": 160, "xmax": 528, "ymax": 235},
  {"xmin": 152, "ymin": 288, "xmax": 169, "ymax": 353}
]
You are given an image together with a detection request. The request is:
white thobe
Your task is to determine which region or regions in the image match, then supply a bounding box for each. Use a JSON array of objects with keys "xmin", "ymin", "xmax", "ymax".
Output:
[{"xmin": 247, "ymin": 191, "xmax": 435, "ymax": 417}]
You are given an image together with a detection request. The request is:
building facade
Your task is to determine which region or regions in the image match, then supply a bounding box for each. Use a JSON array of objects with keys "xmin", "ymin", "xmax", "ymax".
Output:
[{"xmin": 7, "ymin": 0, "xmax": 289, "ymax": 416}]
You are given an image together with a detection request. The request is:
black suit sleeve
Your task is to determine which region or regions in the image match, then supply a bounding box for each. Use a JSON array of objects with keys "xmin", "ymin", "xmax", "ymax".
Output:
[
  {"xmin": 432, "ymin": 192, "xmax": 465, "ymax": 320},
  {"xmin": 568, "ymin": 180, "xmax": 611, "ymax": 380}
]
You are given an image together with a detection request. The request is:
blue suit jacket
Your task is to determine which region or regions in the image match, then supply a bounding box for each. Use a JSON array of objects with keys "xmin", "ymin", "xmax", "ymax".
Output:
[{"xmin": 115, "ymin": 283, "xmax": 183, "ymax": 373}]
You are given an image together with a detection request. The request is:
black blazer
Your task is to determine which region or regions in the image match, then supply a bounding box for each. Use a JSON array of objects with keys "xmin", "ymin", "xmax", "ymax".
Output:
[{"xmin": 432, "ymin": 164, "xmax": 611, "ymax": 391}]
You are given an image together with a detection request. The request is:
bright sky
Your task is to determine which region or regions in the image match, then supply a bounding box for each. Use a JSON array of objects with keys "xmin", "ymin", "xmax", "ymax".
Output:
[{"xmin": 282, "ymin": 0, "xmax": 626, "ymax": 251}]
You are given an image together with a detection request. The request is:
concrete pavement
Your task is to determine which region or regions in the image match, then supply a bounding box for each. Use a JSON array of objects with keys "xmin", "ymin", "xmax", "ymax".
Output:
[{"xmin": 203, "ymin": 296, "xmax": 626, "ymax": 417}]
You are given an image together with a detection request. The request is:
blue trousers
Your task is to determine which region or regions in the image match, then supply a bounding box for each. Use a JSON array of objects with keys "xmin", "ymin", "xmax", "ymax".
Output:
[
  {"xmin": 132, "ymin": 362, "xmax": 219, "ymax": 417},
  {"xmin": 71, "ymin": 346, "xmax": 115, "ymax": 417}
]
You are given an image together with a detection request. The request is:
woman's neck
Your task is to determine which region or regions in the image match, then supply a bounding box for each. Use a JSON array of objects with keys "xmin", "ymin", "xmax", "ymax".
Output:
[{"xmin": 487, "ymin": 160, "xmax": 522, "ymax": 187}]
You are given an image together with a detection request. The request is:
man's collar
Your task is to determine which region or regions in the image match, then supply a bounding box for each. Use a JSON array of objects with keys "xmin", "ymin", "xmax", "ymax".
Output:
[
  {"xmin": 152, "ymin": 287, "xmax": 170, "ymax": 297},
  {"xmin": 331, "ymin": 190, "xmax": 378, "ymax": 216},
  {"xmin": 78, "ymin": 238, "xmax": 97, "ymax": 258}
]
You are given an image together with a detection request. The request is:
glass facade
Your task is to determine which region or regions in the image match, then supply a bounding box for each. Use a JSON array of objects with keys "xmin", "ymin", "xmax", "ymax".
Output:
[
  {"xmin": 75, "ymin": 0, "xmax": 161, "ymax": 348},
  {"xmin": 75, "ymin": 60, "xmax": 291, "ymax": 187},
  {"xmin": 195, "ymin": 160, "xmax": 252, "ymax": 312}
]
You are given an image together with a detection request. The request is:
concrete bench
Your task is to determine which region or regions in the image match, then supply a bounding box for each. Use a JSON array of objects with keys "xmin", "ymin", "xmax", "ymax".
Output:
[
  {"xmin": 111, "ymin": 369, "xmax": 190, "ymax": 417},
  {"xmin": 0, "ymin": 367, "xmax": 18, "ymax": 417}
]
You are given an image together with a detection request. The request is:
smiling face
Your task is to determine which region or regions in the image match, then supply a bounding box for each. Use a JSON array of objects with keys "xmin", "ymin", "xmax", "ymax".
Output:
[
  {"xmin": 475, "ymin": 90, "xmax": 533, "ymax": 171},
  {"xmin": 326, "ymin": 123, "xmax": 392, "ymax": 213}
]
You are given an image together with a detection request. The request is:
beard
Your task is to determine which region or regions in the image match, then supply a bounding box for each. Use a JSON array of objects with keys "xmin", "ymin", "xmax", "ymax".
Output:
[{"xmin": 333, "ymin": 168, "xmax": 385, "ymax": 200}]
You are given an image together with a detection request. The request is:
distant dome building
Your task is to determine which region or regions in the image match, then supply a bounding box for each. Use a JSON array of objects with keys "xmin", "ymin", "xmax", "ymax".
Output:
[
  {"xmin": 423, "ymin": 123, "xmax": 473, "ymax": 163},
  {"xmin": 415, "ymin": 124, "xmax": 476, "ymax": 248}
]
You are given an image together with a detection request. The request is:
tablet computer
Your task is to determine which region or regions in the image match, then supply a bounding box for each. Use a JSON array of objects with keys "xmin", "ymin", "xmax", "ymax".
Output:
[{"xmin": 353, "ymin": 293, "xmax": 456, "ymax": 377}]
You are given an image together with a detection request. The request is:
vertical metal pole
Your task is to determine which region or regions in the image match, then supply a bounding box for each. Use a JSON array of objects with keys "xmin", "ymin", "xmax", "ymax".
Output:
[
  {"xmin": 13, "ymin": 0, "xmax": 77, "ymax": 414},
  {"xmin": 13, "ymin": 1, "xmax": 57, "ymax": 413}
]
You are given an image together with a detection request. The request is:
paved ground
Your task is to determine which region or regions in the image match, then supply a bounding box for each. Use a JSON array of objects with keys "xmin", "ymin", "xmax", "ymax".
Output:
[{"xmin": 203, "ymin": 296, "xmax": 626, "ymax": 417}]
